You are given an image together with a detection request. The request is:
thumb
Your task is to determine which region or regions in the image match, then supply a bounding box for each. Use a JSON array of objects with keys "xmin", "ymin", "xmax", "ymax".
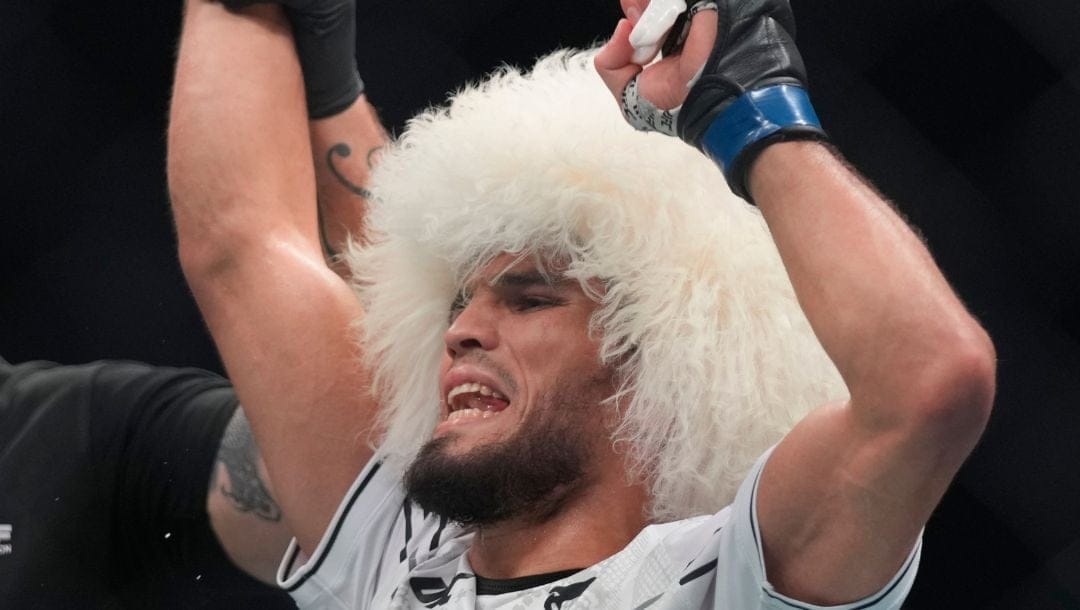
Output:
[{"xmin": 594, "ymin": 18, "xmax": 642, "ymax": 99}]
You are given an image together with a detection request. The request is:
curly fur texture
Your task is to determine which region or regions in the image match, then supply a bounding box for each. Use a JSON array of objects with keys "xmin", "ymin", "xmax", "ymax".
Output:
[{"xmin": 346, "ymin": 50, "xmax": 847, "ymax": 522}]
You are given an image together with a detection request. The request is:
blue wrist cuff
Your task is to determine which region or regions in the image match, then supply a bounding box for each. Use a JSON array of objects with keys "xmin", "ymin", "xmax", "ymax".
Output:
[{"xmin": 700, "ymin": 84, "xmax": 823, "ymax": 185}]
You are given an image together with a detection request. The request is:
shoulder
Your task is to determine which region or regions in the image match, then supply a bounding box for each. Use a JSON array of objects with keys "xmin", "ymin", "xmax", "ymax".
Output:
[
  {"xmin": 2, "ymin": 358, "xmax": 232, "ymax": 406},
  {"xmin": 1, "ymin": 358, "xmax": 236, "ymax": 449}
]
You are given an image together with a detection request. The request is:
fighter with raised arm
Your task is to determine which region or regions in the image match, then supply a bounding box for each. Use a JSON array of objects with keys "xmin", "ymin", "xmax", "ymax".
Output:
[{"xmin": 169, "ymin": 0, "xmax": 994, "ymax": 607}]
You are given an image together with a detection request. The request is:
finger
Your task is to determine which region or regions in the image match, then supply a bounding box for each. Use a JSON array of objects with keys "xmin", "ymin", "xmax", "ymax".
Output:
[
  {"xmin": 637, "ymin": 54, "xmax": 690, "ymax": 109},
  {"xmin": 595, "ymin": 18, "xmax": 643, "ymax": 97},
  {"xmin": 678, "ymin": 5, "xmax": 717, "ymax": 85},
  {"xmin": 621, "ymin": 0, "xmax": 647, "ymax": 23},
  {"xmin": 634, "ymin": 4, "xmax": 716, "ymax": 109}
]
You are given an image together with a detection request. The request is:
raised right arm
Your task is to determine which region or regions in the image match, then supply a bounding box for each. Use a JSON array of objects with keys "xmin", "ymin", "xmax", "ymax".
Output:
[{"xmin": 168, "ymin": 0, "xmax": 384, "ymax": 554}]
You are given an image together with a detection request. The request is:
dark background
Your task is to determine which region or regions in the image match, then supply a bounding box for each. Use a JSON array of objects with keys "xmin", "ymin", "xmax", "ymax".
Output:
[{"xmin": 2, "ymin": 0, "xmax": 1079, "ymax": 608}]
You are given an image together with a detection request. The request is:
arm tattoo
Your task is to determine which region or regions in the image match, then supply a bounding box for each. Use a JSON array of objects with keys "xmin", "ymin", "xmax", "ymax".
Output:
[
  {"xmin": 320, "ymin": 142, "xmax": 382, "ymax": 257},
  {"xmin": 214, "ymin": 408, "xmax": 282, "ymax": 522},
  {"xmin": 317, "ymin": 197, "xmax": 340, "ymax": 260},
  {"xmin": 326, "ymin": 142, "xmax": 377, "ymax": 200}
]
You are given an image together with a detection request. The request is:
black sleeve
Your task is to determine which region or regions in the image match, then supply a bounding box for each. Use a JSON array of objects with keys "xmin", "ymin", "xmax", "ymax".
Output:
[{"xmin": 0, "ymin": 359, "xmax": 296, "ymax": 609}]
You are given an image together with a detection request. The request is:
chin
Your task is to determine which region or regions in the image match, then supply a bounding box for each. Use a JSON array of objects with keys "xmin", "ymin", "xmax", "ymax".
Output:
[{"xmin": 404, "ymin": 416, "xmax": 590, "ymax": 526}]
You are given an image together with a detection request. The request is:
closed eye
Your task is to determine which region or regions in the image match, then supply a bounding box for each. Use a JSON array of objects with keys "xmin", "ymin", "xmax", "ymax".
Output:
[{"xmin": 511, "ymin": 294, "xmax": 563, "ymax": 312}]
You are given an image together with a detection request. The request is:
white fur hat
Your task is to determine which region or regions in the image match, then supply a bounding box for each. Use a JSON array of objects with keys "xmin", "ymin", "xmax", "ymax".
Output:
[{"xmin": 347, "ymin": 50, "xmax": 846, "ymax": 521}]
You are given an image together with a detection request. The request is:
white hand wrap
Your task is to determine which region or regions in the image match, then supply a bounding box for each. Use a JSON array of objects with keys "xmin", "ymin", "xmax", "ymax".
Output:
[
  {"xmin": 621, "ymin": 75, "xmax": 680, "ymax": 135},
  {"xmin": 620, "ymin": 0, "xmax": 719, "ymax": 136}
]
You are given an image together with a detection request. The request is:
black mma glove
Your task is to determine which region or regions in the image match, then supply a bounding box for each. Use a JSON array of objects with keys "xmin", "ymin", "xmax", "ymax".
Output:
[
  {"xmin": 678, "ymin": 0, "xmax": 827, "ymax": 200},
  {"xmin": 221, "ymin": 0, "xmax": 364, "ymax": 118}
]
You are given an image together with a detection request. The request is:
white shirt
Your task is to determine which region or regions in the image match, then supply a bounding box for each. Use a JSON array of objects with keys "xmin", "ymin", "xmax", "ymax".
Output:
[{"xmin": 278, "ymin": 449, "xmax": 921, "ymax": 609}]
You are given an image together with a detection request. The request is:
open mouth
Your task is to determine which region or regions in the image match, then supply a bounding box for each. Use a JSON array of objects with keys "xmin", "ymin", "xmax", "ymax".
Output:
[{"xmin": 445, "ymin": 382, "xmax": 510, "ymax": 423}]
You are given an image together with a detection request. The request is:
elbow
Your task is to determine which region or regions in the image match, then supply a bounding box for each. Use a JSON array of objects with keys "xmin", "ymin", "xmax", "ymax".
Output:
[
  {"xmin": 906, "ymin": 324, "xmax": 997, "ymax": 445},
  {"xmin": 168, "ymin": 189, "xmax": 223, "ymax": 287},
  {"xmin": 169, "ymin": 200, "xmax": 236, "ymax": 289},
  {"xmin": 168, "ymin": 190, "xmax": 264, "ymax": 290},
  {"xmin": 167, "ymin": 148, "xmax": 249, "ymax": 285},
  {"xmin": 176, "ymin": 230, "xmax": 238, "ymax": 290}
]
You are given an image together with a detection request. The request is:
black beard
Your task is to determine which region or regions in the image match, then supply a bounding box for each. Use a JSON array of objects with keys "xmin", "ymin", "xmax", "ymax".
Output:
[{"xmin": 403, "ymin": 396, "xmax": 594, "ymax": 527}]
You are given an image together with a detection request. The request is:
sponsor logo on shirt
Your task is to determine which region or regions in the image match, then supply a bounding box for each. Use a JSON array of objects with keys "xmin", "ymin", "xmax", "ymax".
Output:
[{"xmin": 0, "ymin": 524, "xmax": 11, "ymax": 556}]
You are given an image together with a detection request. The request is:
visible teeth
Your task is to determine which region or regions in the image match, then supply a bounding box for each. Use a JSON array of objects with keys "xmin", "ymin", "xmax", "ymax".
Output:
[
  {"xmin": 446, "ymin": 408, "xmax": 501, "ymax": 423},
  {"xmin": 448, "ymin": 408, "xmax": 479, "ymax": 422},
  {"xmin": 446, "ymin": 382, "xmax": 506, "ymax": 408}
]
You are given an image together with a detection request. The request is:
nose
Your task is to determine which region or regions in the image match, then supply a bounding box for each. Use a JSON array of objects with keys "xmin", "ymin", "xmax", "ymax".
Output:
[{"xmin": 444, "ymin": 298, "xmax": 499, "ymax": 357}]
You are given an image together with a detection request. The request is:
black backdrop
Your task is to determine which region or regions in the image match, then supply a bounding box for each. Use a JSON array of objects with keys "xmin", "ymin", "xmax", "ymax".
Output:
[{"xmin": 2, "ymin": 1, "xmax": 1079, "ymax": 608}]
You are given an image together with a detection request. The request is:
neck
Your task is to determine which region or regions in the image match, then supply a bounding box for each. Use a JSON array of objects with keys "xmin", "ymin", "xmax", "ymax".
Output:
[{"xmin": 466, "ymin": 471, "xmax": 650, "ymax": 579}]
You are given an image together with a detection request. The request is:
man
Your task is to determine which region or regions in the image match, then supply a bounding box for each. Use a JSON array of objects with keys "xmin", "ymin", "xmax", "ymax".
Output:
[{"xmin": 168, "ymin": 0, "xmax": 996, "ymax": 608}]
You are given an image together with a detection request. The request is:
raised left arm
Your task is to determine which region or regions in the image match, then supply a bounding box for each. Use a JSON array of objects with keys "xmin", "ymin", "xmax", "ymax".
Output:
[
  {"xmin": 597, "ymin": 0, "xmax": 994, "ymax": 603},
  {"xmin": 745, "ymin": 140, "xmax": 994, "ymax": 603}
]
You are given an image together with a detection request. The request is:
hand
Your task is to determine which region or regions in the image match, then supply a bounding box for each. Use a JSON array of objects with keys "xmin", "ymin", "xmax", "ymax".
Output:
[
  {"xmin": 595, "ymin": 0, "xmax": 717, "ymax": 113},
  {"xmin": 596, "ymin": 0, "xmax": 827, "ymax": 201},
  {"xmin": 220, "ymin": 0, "xmax": 364, "ymax": 118}
]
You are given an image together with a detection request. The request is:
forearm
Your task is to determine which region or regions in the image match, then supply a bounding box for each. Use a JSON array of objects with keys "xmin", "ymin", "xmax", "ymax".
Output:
[
  {"xmin": 310, "ymin": 98, "xmax": 388, "ymax": 276},
  {"xmin": 749, "ymin": 142, "xmax": 995, "ymax": 419}
]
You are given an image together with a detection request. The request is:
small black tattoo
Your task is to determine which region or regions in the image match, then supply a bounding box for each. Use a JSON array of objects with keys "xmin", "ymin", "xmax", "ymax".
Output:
[
  {"xmin": 327, "ymin": 143, "xmax": 374, "ymax": 199},
  {"xmin": 216, "ymin": 409, "xmax": 282, "ymax": 522},
  {"xmin": 316, "ymin": 196, "xmax": 339, "ymax": 259}
]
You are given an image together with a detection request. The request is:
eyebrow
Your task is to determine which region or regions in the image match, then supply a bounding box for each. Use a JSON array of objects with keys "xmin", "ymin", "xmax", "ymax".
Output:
[
  {"xmin": 488, "ymin": 270, "xmax": 570, "ymax": 291},
  {"xmin": 491, "ymin": 271, "xmax": 550, "ymax": 288}
]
